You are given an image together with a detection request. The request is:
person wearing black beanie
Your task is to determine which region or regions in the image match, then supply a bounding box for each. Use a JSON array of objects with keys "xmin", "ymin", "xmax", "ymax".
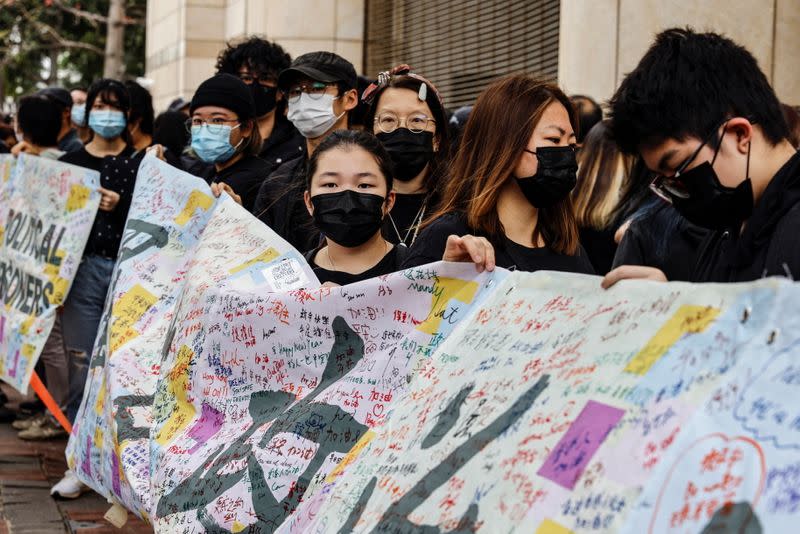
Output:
[{"xmin": 180, "ymin": 73, "xmax": 271, "ymax": 212}]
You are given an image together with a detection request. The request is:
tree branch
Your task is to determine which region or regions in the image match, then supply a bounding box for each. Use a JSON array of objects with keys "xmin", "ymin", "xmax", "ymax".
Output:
[{"xmin": 50, "ymin": 0, "xmax": 141, "ymax": 27}]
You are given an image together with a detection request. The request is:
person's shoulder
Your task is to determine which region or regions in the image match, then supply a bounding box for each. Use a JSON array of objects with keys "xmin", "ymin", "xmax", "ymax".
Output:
[
  {"xmin": 268, "ymin": 155, "xmax": 306, "ymax": 184},
  {"xmin": 57, "ymin": 147, "xmax": 88, "ymax": 163},
  {"xmin": 573, "ymin": 244, "xmax": 597, "ymax": 275}
]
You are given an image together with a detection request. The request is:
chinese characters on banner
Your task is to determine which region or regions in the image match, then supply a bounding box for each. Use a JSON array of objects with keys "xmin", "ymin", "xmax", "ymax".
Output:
[
  {"xmin": 0, "ymin": 154, "xmax": 100, "ymax": 392},
  {"xmin": 66, "ymin": 155, "xmax": 800, "ymax": 533}
]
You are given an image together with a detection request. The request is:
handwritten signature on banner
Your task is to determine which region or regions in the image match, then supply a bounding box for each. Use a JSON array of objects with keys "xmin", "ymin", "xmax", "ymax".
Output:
[{"xmin": 0, "ymin": 154, "xmax": 100, "ymax": 391}]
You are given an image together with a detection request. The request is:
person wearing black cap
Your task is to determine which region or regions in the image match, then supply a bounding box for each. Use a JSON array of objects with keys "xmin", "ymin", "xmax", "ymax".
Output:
[
  {"xmin": 186, "ymin": 73, "xmax": 270, "ymax": 212},
  {"xmin": 252, "ymin": 51, "xmax": 359, "ymax": 251},
  {"xmin": 215, "ymin": 36, "xmax": 304, "ymax": 175},
  {"xmin": 168, "ymin": 97, "xmax": 191, "ymax": 117},
  {"xmin": 38, "ymin": 87, "xmax": 83, "ymax": 153}
]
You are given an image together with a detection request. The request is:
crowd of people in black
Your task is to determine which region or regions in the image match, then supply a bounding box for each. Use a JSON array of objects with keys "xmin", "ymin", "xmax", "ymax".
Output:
[{"xmin": 1, "ymin": 27, "xmax": 800, "ymax": 499}]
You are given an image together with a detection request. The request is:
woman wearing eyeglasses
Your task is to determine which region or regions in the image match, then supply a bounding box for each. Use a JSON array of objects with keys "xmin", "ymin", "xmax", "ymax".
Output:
[
  {"xmin": 185, "ymin": 74, "xmax": 269, "ymax": 212},
  {"xmin": 362, "ymin": 65, "xmax": 450, "ymax": 248},
  {"xmin": 402, "ymin": 75, "xmax": 595, "ymax": 274}
]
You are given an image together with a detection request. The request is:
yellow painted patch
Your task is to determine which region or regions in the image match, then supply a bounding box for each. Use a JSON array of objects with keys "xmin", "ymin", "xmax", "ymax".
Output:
[
  {"xmin": 228, "ymin": 248, "xmax": 280, "ymax": 275},
  {"xmin": 22, "ymin": 343, "xmax": 35, "ymax": 358},
  {"xmin": 155, "ymin": 345, "xmax": 197, "ymax": 445},
  {"xmin": 326, "ymin": 430, "xmax": 375, "ymax": 483},
  {"xmin": 95, "ymin": 377, "xmax": 106, "ymax": 416},
  {"xmin": 18, "ymin": 316, "xmax": 34, "ymax": 335},
  {"xmin": 66, "ymin": 184, "xmax": 92, "ymax": 212},
  {"xmin": 536, "ymin": 518, "xmax": 574, "ymax": 534},
  {"xmin": 232, "ymin": 521, "xmax": 246, "ymax": 533},
  {"xmin": 624, "ymin": 305, "xmax": 720, "ymax": 375},
  {"xmin": 94, "ymin": 426, "xmax": 104, "ymax": 449},
  {"xmin": 42, "ymin": 249, "xmax": 69, "ymax": 305},
  {"xmin": 416, "ymin": 277, "xmax": 479, "ymax": 335},
  {"xmin": 109, "ymin": 284, "xmax": 158, "ymax": 355},
  {"xmin": 174, "ymin": 190, "xmax": 214, "ymax": 226}
]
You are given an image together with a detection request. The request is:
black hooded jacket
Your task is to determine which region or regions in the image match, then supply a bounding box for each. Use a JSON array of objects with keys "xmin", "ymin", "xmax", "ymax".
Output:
[{"xmin": 691, "ymin": 150, "xmax": 800, "ymax": 282}]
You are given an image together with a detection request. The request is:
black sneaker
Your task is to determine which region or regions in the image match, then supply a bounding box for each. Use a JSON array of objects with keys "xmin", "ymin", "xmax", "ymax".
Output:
[{"xmin": 0, "ymin": 406, "xmax": 15, "ymax": 423}]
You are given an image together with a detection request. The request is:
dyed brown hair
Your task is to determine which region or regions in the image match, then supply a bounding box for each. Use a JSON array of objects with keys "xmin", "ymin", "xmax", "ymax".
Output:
[
  {"xmin": 572, "ymin": 120, "xmax": 633, "ymax": 230},
  {"xmin": 424, "ymin": 75, "xmax": 580, "ymax": 255}
]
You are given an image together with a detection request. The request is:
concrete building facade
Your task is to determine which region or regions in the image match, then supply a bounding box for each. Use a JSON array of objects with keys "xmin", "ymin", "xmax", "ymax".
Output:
[{"xmin": 145, "ymin": 0, "xmax": 800, "ymax": 112}]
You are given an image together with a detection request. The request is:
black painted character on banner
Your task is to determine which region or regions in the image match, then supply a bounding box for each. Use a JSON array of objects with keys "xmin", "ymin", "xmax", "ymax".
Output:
[
  {"xmin": 156, "ymin": 316, "xmax": 369, "ymax": 533},
  {"xmin": 337, "ymin": 374, "xmax": 550, "ymax": 533}
]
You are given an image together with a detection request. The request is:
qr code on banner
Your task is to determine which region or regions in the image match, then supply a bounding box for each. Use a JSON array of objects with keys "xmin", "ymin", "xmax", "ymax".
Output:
[{"xmin": 262, "ymin": 259, "xmax": 308, "ymax": 291}]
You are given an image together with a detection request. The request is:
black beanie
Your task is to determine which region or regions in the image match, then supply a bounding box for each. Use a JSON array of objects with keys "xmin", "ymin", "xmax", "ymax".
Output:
[{"xmin": 190, "ymin": 74, "xmax": 255, "ymax": 120}]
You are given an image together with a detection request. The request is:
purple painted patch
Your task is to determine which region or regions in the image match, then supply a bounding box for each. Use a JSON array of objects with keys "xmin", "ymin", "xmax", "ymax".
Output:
[
  {"xmin": 0, "ymin": 316, "xmax": 5, "ymax": 342},
  {"xmin": 8, "ymin": 349, "xmax": 18, "ymax": 378},
  {"xmin": 111, "ymin": 449, "xmax": 121, "ymax": 497},
  {"xmin": 187, "ymin": 403, "xmax": 225, "ymax": 453},
  {"xmin": 81, "ymin": 435, "xmax": 92, "ymax": 477},
  {"xmin": 537, "ymin": 400, "xmax": 625, "ymax": 490}
]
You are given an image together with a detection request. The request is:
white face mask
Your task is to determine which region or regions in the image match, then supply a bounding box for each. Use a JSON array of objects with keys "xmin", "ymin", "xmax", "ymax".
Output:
[{"xmin": 287, "ymin": 93, "xmax": 344, "ymax": 139}]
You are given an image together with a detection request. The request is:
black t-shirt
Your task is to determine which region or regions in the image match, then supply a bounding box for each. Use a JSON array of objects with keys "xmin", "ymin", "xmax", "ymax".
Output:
[
  {"xmin": 579, "ymin": 226, "xmax": 617, "ymax": 275},
  {"xmin": 402, "ymin": 212, "xmax": 595, "ymax": 274},
  {"xmin": 201, "ymin": 155, "xmax": 271, "ymax": 213},
  {"xmin": 59, "ymin": 145, "xmax": 141, "ymax": 259},
  {"xmin": 307, "ymin": 245, "xmax": 405, "ymax": 286},
  {"xmin": 384, "ymin": 192, "xmax": 428, "ymax": 246}
]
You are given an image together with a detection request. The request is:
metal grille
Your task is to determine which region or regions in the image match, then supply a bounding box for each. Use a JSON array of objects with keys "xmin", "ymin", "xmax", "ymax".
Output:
[{"xmin": 364, "ymin": 0, "xmax": 560, "ymax": 109}]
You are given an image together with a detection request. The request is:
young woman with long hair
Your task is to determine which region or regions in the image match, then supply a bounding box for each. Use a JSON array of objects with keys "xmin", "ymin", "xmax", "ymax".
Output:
[{"xmin": 403, "ymin": 75, "xmax": 593, "ymax": 274}]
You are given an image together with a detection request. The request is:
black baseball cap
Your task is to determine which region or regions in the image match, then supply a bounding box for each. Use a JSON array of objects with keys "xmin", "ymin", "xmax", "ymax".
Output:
[
  {"xmin": 278, "ymin": 52, "xmax": 357, "ymax": 92},
  {"xmin": 37, "ymin": 87, "xmax": 73, "ymax": 109}
]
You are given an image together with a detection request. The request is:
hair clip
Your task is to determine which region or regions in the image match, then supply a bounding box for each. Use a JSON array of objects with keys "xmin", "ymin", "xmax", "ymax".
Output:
[{"xmin": 418, "ymin": 83, "xmax": 427, "ymax": 102}]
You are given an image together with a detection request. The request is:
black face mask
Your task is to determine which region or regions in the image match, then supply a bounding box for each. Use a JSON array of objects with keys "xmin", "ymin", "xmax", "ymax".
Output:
[
  {"xmin": 311, "ymin": 190, "xmax": 386, "ymax": 247},
  {"xmin": 251, "ymin": 85, "xmax": 278, "ymax": 116},
  {"xmin": 652, "ymin": 121, "xmax": 754, "ymax": 230},
  {"xmin": 669, "ymin": 164, "xmax": 754, "ymax": 230},
  {"xmin": 376, "ymin": 129, "xmax": 434, "ymax": 182},
  {"xmin": 514, "ymin": 146, "xmax": 578, "ymax": 208}
]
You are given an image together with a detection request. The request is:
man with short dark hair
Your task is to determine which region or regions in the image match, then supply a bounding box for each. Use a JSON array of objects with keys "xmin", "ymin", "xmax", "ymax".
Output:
[
  {"xmin": 37, "ymin": 87, "xmax": 83, "ymax": 153},
  {"xmin": 252, "ymin": 51, "xmax": 359, "ymax": 251},
  {"xmin": 603, "ymin": 28, "xmax": 800, "ymax": 287},
  {"xmin": 15, "ymin": 95, "xmax": 63, "ymax": 158},
  {"xmin": 570, "ymin": 94, "xmax": 602, "ymax": 146}
]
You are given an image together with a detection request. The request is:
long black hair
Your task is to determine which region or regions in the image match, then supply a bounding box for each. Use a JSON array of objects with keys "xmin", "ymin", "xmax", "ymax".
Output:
[{"xmin": 306, "ymin": 130, "xmax": 395, "ymax": 193}]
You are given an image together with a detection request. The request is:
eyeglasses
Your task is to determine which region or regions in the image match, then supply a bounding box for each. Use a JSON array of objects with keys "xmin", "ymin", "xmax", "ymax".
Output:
[
  {"xmin": 283, "ymin": 82, "xmax": 338, "ymax": 104},
  {"xmin": 238, "ymin": 72, "xmax": 277, "ymax": 87},
  {"xmin": 649, "ymin": 120, "xmax": 729, "ymax": 203},
  {"xmin": 374, "ymin": 111, "xmax": 436, "ymax": 134},
  {"xmin": 185, "ymin": 117, "xmax": 240, "ymax": 134}
]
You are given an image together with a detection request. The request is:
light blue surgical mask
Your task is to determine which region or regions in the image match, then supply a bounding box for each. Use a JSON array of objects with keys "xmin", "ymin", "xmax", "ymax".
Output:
[
  {"xmin": 191, "ymin": 124, "xmax": 242, "ymax": 164},
  {"xmin": 88, "ymin": 109, "xmax": 126, "ymax": 139},
  {"xmin": 71, "ymin": 103, "xmax": 86, "ymax": 127}
]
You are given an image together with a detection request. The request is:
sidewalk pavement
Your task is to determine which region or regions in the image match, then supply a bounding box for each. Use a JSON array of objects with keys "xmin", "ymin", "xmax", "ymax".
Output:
[{"xmin": 0, "ymin": 384, "xmax": 152, "ymax": 534}]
